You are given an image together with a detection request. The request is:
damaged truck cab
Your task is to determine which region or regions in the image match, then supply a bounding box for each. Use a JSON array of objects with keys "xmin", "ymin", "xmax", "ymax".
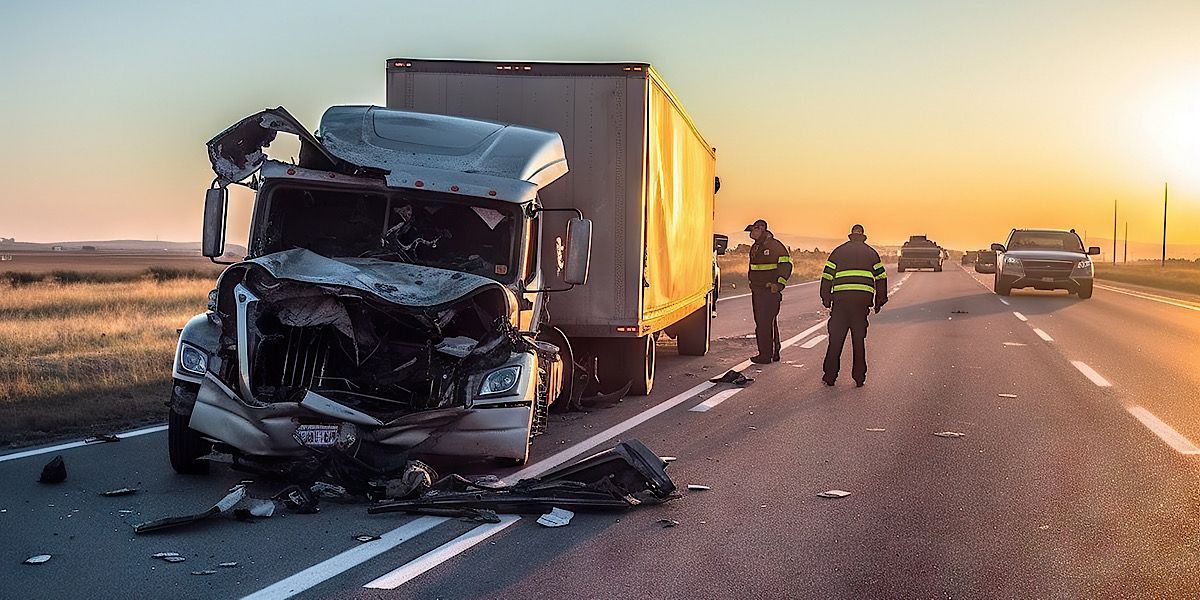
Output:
[{"xmin": 171, "ymin": 106, "xmax": 590, "ymax": 471}]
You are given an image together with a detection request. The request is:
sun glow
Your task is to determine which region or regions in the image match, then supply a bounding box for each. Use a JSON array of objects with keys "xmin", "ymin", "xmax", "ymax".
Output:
[{"xmin": 1142, "ymin": 82, "xmax": 1200, "ymax": 185}]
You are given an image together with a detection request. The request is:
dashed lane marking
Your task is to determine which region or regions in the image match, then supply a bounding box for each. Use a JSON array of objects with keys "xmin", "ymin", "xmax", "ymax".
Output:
[
  {"xmin": 1013, "ymin": 311, "xmax": 1027, "ymax": 322},
  {"xmin": 1126, "ymin": 406, "xmax": 1200, "ymax": 455},
  {"xmin": 363, "ymin": 516, "xmax": 522, "ymax": 590},
  {"xmin": 800, "ymin": 334, "xmax": 828, "ymax": 349},
  {"xmin": 1071, "ymin": 360, "xmax": 1112, "ymax": 387},
  {"xmin": 1033, "ymin": 328, "xmax": 1053, "ymax": 342},
  {"xmin": 689, "ymin": 388, "xmax": 745, "ymax": 412}
]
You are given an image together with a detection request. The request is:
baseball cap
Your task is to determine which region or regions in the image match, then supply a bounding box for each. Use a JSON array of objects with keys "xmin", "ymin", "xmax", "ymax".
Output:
[{"xmin": 743, "ymin": 219, "xmax": 768, "ymax": 232}]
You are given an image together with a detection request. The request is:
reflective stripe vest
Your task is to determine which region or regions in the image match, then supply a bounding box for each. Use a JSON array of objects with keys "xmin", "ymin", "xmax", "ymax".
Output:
[
  {"xmin": 820, "ymin": 235, "xmax": 889, "ymax": 306},
  {"xmin": 748, "ymin": 234, "xmax": 793, "ymax": 289}
]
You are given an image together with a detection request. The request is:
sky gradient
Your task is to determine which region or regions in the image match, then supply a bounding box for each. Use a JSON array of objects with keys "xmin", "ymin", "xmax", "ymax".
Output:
[{"xmin": 2, "ymin": 0, "xmax": 1199, "ymax": 255}]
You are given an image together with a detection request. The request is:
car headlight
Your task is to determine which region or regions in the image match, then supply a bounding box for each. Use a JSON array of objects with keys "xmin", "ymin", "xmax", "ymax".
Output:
[
  {"xmin": 1004, "ymin": 256, "xmax": 1022, "ymax": 265},
  {"xmin": 178, "ymin": 343, "xmax": 209, "ymax": 376},
  {"xmin": 1075, "ymin": 259, "xmax": 1092, "ymax": 269},
  {"xmin": 479, "ymin": 366, "xmax": 521, "ymax": 397}
]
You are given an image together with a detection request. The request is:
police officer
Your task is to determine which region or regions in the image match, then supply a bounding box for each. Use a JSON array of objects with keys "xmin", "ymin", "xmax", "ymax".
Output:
[
  {"xmin": 820, "ymin": 224, "xmax": 887, "ymax": 386},
  {"xmin": 745, "ymin": 219, "xmax": 793, "ymax": 364}
]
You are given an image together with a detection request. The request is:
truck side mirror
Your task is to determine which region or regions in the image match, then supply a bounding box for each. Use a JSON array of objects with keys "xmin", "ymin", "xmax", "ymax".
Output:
[
  {"xmin": 563, "ymin": 217, "xmax": 592, "ymax": 285},
  {"xmin": 990, "ymin": 243, "xmax": 1005, "ymax": 252},
  {"xmin": 713, "ymin": 234, "xmax": 729, "ymax": 256},
  {"xmin": 1087, "ymin": 246, "xmax": 1101, "ymax": 255},
  {"xmin": 202, "ymin": 187, "xmax": 229, "ymax": 258}
]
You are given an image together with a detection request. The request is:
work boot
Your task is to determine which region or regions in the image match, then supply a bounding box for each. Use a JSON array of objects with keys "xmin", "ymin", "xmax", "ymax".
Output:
[
  {"xmin": 854, "ymin": 380, "xmax": 865, "ymax": 388},
  {"xmin": 750, "ymin": 355, "xmax": 772, "ymax": 365},
  {"xmin": 822, "ymin": 377, "xmax": 836, "ymax": 386}
]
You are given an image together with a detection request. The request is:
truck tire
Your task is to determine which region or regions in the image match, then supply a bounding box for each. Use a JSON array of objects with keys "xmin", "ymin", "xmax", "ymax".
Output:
[
  {"xmin": 597, "ymin": 335, "xmax": 655, "ymax": 396},
  {"xmin": 1077, "ymin": 281, "xmax": 1094, "ymax": 299},
  {"xmin": 934, "ymin": 264, "xmax": 942, "ymax": 272},
  {"xmin": 677, "ymin": 300, "xmax": 711, "ymax": 356},
  {"xmin": 169, "ymin": 407, "xmax": 210, "ymax": 475}
]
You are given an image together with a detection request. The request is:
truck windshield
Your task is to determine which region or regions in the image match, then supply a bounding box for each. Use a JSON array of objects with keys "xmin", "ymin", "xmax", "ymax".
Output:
[
  {"xmin": 1007, "ymin": 232, "xmax": 1084, "ymax": 252},
  {"xmin": 254, "ymin": 184, "xmax": 521, "ymax": 282}
]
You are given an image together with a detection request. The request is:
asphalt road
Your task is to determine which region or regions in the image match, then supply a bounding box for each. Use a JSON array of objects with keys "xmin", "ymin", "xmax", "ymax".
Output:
[{"xmin": 4, "ymin": 266, "xmax": 1200, "ymax": 599}]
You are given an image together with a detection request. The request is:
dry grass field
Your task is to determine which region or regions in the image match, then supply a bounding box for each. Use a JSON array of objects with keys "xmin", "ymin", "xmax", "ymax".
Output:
[
  {"xmin": 718, "ymin": 249, "xmax": 834, "ymax": 292},
  {"xmin": 1094, "ymin": 261, "xmax": 1200, "ymax": 297},
  {"xmin": 0, "ymin": 276, "xmax": 213, "ymax": 446}
]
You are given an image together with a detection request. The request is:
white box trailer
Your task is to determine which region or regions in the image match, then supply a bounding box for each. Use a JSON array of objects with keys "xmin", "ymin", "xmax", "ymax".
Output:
[{"xmin": 386, "ymin": 59, "xmax": 718, "ymax": 395}]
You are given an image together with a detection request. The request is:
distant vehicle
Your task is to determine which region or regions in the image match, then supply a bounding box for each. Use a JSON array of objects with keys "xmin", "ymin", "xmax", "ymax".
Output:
[
  {"xmin": 974, "ymin": 249, "xmax": 996, "ymax": 273},
  {"xmin": 991, "ymin": 229, "xmax": 1100, "ymax": 298},
  {"xmin": 961, "ymin": 251, "xmax": 977, "ymax": 265},
  {"xmin": 898, "ymin": 235, "xmax": 944, "ymax": 272}
]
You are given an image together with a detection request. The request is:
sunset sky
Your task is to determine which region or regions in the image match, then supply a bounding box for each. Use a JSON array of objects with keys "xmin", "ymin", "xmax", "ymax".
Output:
[{"xmin": 2, "ymin": 0, "xmax": 1199, "ymax": 255}]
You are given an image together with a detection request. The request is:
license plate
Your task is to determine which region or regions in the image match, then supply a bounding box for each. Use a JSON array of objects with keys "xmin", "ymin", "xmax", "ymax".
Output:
[
  {"xmin": 294, "ymin": 425, "xmax": 339, "ymax": 448},
  {"xmin": 1041, "ymin": 277, "xmax": 1055, "ymax": 282}
]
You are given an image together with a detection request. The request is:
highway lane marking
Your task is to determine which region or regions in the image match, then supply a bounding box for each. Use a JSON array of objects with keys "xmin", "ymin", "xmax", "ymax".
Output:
[
  {"xmin": 0, "ymin": 424, "xmax": 168, "ymax": 463},
  {"xmin": 363, "ymin": 516, "xmax": 522, "ymax": 590},
  {"xmin": 716, "ymin": 280, "xmax": 819, "ymax": 304},
  {"xmin": 1125, "ymin": 407, "xmax": 1200, "ymax": 455},
  {"xmin": 1013, "ymin": 311, "xmax": 1028, "ymax": 322},
  {"xmin": 999, "ymin": 298, "xmax": 1010, "ymax": 305},
  {"xmin": 1094, "ymin": 284, "xmax": 1200, "ymax": 312},
  {"xmin": 1033, "ymin": 328, "xmax": 1053, "ymax": 342},
  {"xmin": 241, "ymin": 516, "xmax": 447, "ymax": 600},
  {"xmin": 689, "ymin": 388, "xmax": 744, "ymax": 412},
  {"xmin": 1071, "ymin": 361, "xmax": 1112, "ymax": 387},
  {"xmin": 353, "ymin": 318, "xmax": 830, "ymax": 592},
  {"xmin": 800, "ymin": 334, "xmax": 828, "ymax": 349}
]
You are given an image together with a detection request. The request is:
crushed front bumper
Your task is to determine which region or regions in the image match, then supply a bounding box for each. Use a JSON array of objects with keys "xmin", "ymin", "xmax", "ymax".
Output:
[{"xmin": 188, "ymin": 374, "xmax": 533, "ymax": 462}]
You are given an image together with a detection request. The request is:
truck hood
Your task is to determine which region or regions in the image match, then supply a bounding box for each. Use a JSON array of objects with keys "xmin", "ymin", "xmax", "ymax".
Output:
[
  {"xmin": 246, "ymin": 248, "xmax": 515, "ymax": 312},
  {"xmin": 1004, "ymin": 250, "xmax": 1086, "ymax": 261},
  {"xmin": 207, "ymin": 106, "xmax": 567, "ymax": 202}
]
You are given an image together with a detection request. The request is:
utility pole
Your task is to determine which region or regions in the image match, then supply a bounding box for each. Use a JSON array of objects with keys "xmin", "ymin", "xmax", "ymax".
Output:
[
  {"xmin": 1112, "ymin": 199, "xmax": 1117, "ymax": 264},
  {"xmin": 1123, "ymin": 222, "xmax": 1128, "ymax": 263},
  {"xmin": 1162, "ymin": 182, "xmax": 1168, "ymax": 267}
]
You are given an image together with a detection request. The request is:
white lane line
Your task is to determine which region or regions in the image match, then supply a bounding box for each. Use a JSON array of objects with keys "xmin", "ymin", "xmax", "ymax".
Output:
[
  {"xmin": 716, "ymin": 292, "xmax": 751, "ymax": 303},
  {"xmin": 241, "ymin": 516, "xmax": 447, "ymax": 600},
  {"xmin": 1125, "ymin": 407, "xmax": 1200, "ymax": 455},
  {"xmin": 999, "ymin": 298, "xmax": 1010, "ymax": 306},
  {"xmin": 779, "ymin": 320, "xmax": 830, "ymax": 350},
  {"xmin": 1071, "ymin": 361, "xmax": 1112, "ymax": 387},
  {"xmin": 363, "ymin": 516, "xmax": 521, "ymax": 590},
  {"xmin": 800, "ymin": 334, "xmax": 828, "ymax": 349},
  {"xmin": 1013, "ymin": 311, "xmax": 1027, "ymax": 322},
  {"xmin": 0, "ymin": 424, "xmax": 168, "ymax": 463},
  {"xmin": 689, "ymin": 388, "xmax": 744, "ymax": 412},
  {"xmin": 1094, "ymin": 284, "xmax": 1200, "ymax": 312},
  {"xmin": 1033, "ymin": 328, "xmax": 1053, "ymax": 342},
  {"xmin": 716, "ymin": 280, "xmax": 819, "ymax": 304}
]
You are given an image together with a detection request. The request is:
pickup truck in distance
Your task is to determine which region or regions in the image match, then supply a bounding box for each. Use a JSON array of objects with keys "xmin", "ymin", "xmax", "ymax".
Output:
[
  {"xmin": 898, "ymin": 235, "xmax": 944, "ymax": 272},
  {"xmin": 991, "ymin": 229, "xmax": 1101, "ymax": 298},
  {"xmin": 974, "ymin": 249, "xmax": 996, "ymax": 273}
]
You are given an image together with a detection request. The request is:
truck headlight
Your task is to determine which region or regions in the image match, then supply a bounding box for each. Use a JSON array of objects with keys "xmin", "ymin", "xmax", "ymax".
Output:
[
  {"xmin": 207, "ymin": 288, "xmax": 218, "ymax": 312},
  {"xmin": 179, "ymin": 343, "xmax": 209, "ymax": 376},
  {"xmin": 479, "ymin": 366, "xmax": 521, "ymax": 397}
]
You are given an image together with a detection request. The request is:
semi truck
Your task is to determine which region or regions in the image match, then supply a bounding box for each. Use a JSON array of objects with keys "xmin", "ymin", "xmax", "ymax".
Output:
[
  {"xmin": 898, "ymin": 235, "xmax": 944, "ymax": 272},
  {"xmin": 168, "ymin": 60, "xmax": 718, "ymax": 471}
]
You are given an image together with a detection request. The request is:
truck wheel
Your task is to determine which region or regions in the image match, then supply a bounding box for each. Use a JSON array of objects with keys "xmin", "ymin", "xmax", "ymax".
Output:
[
  {"xmin": 934, "ymin": 264, "xmax": 942, "ymax": 272},
  {"xmin": 898, "ymin": 266, "xmax": 906, "ymax": 273},
  {"xmin": 598, "ymin": 336, "xmax": 655, "ymax": 396},
  {"xmin": 1077, "ymin": 281, "xmax": 1094, "ymax": 299},
  {"xmin": 168, "ymin": 407, "xmax": 210, "ymax": 475},
  {"xmin": 677, "ymin": 300, "xmax": 711, "ymax": 356}
]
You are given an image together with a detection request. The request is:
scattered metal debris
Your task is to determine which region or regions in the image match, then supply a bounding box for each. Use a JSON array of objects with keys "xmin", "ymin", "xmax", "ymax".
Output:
[
  {"xmin": 659, "ymin": 456, "xmax": 678, "ymax": 463},
  {"xmin": 1002, "ymin": 342, "xmax": 1026, "ymax": 347},
  {"xmin": 99, "ymin": 488, "xmax": 138, "ymax": 497},
  {"xmin": 191, "ymin": 570, "xmax": 218, "ymax": 576},
  {"xmin": 866, "ymin": 428, "xmax": 886, "ymax": 432},
  {"xmin": 686, "ymin": 484, "xmax": 710, "ymax": 491},
  {"xmin": 83, "ymin": 433, "xmax": 121, "ymax": 444},
  {"xmin": 151, "ymin": 553, "xmax": 182, "ymax": 560},
  {"xmin": 817, "ymin": 490, "xmax": 851, "ymax": 499},
  {"xmin": 134, "ymin": 486, "xmax": 248, "ymax": 534},
  {"xmin": 536, "ymin": 507, "xmax": 574, "ymax": 527},
  {"xmin": 369, "ymin": 439, "xmax": 676, "ymax": 515},
  {"xmin": 951, "ymin": 310, "xmax": 969, "ymax": 314},
  {"xmin": 709, "ymin": 370, "xmax": 753, "ymax": 386},
  {"xmin": 38, "ymin": 456, "xmax": 66, "ymax": 484},
  {"xmin": 381, "ymin": 461, "xmax": 437, "ymax": 500},
  {"xmin": 354, "ymin": 534, "xmax": 382, "ymax": 543},
  {"xmin": 933, "ymin": 431, "xmax": 966, "ymax": 438},
  {"xmin": 310, "ymin": 482, "xmax": 351, "ymax": 500},
  {"xmin": 218, "ymin": 562, "xmax": 239, "ymax": 568},
  {"xmin": 656, "ymin": 518, "xmax": 679, "ymax": 528},
  {"xmin": 273, "ymin": 485, "xmax": 320, "ymax": 514},
  {"xmin": 998, "ymin": 393, "xmax": 1018, "ymax": 398},
  {"xmin": 23, "ymin": 554, "xmax": 52, "ymax": 565}
]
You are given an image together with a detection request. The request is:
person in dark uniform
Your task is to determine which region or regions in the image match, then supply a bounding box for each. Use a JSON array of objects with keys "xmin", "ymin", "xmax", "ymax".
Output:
[
  {"xmin": 745, "ymin": 219, "xmax": 793, "ymax": 364},
  {"xmin": 820, "ymin": 224, "xmax": 887, "ymax": 386}
]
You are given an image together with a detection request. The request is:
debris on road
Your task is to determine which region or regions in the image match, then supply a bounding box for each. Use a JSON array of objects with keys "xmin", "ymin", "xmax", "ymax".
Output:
[
  {"xmin": 191, "ymin": 569, "xmax": 217, "ymax": 576},
  {"xmin": 536, "ymin": 507, "xmax": 575, "ymax": 527},
  {"xmin": 933, "ymin": 431, "xmax": 966, "ymax": 438},
  {"xmin": 660, "ymin": 456, "xmax": 677, "ymax": 463},
  {"xmin": 100, "ymin": 488, "xmax": 138, "ymax": 497},
  {"xmin": 354, "ymin": 534, "xmax": 382, "ymax": 543},
  {"xmin": 218, "ymin": 562, "xmax": 239, "ymax": 568},
  {"xmin": 151, "ymin": 552, "xmax": 181, "ymax": 559},
  {"xmin": 134, "ymin": 485, "xmax": 248, "ymax": 534},
  {"xmin": 310, "ymin": 482, "xmax": 351, "ymax": 500},
  {"xmin": 951, "ymin": 310, "xmax": 969, "ymax": 314},
  {"xmin": 656, "ymin": 518, "xmax": 679, "ymax": 528},
  {"xmin": 274, "ymin": 485, "xmax": 320, "ymax": 514},
  {"xmin": 23, "ymin": 554, "xmax": 52, "ymax": 565},
  {"xmin": 369, "ymin": 439, "xmax": 677, "ymax": 515},
  {"xmin": 38, "ymin": 456, "xmax": 67, "ymax": 484},
  {"xmin": 380, "ymin": 461, "xmax": 437, "ymax": 499},
  {"xmin": 817, "ymin": 490, "xmax": 852, "ymax": 499},
  {"xmin": 998, "ymin": 393, "xmax": 1018, "ymax": 398},
  {"xmin": 83, "ymin": 433, "xmax": 121, "ymax": 444},
  {"xmin": 709, "ymin": 370, "xmax": 753, "ymax": 386},
  {"xmin": 1002, "ymin": 342, "xmax": 1026, "ymax": 347},
  {"xmin": 686, "ymin": 485, "xmax": 711, "ymax": 491},
  {"xmin": 866, "ymin": 428, "xmax": 886, "ymax": 432}
]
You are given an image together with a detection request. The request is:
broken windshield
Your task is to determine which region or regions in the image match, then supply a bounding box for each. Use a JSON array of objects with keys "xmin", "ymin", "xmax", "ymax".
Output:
[{"xmin": 252, "ymin": 183, "xmax": 521, "ymax": 282}]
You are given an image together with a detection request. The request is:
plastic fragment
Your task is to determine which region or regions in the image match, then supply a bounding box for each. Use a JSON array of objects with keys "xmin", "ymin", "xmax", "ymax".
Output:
[
  {"xmin": 83, "ymin": 433, "xmax": 121, "ymax": 444},
  {"xmin": 686, "ymin": 484, "xmax": 710, "ymax": 491},
  {"xmin": 933, "ymin": 431, "xmax": 966, "ymax": 438},
  {"xmin": 100, "ymin": 488, "xmax": 138, "ymax": 497},
  {"xmin": 24, "ymin": 554, "xmax": 52, "ymax": 565},
  {"xmin": 218, "ymin": 562, "xmax": 239, "ymax": 568},
  {"xmin": 310, "ymin": 482, "xmax": 350, "ymax": 500},
  {"xmin": 866, "ymin": 428, "xmax": 886, "ymax": 432},
  {"xmin": 817, "ymin": 489, "xmax": 851, "ymax": 499},
  {"xmin": 151, "ymin": 552, "xmax": 181, "ymax": 559},
  {"xmin": 998, "ymin": 393, "xmax": 1018, "ymax": 398},
  {"xmin": 354, "ymin": 534, "xmax": 381, "ymax": 543},
  {"xmin": 659, "ymin": 456, "xmax": 677, "ymax": 463},
  {"xmin": 656, "ymin": 518, "xmax": 679, "ymax": 528},
  {"xmin": 191, "ymin": 570, "xmax": 217, "ymax": 575},
  {"xmin": 536, "ymin": 507, "xmax": 574, "ymax": 528}
]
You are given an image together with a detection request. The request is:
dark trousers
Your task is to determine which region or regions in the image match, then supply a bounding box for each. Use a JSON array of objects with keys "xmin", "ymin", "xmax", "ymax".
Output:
[
  {"xmin": 823, "ymin": 296, "xmax": 871, "ymax": 383},
  {"xmin": 751, "ymin": 286, "xmax": 782, "ymax": 359}
]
